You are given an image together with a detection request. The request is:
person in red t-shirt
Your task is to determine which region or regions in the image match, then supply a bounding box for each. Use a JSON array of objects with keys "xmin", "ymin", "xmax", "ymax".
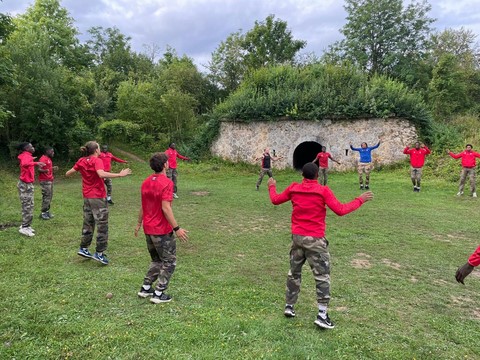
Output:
[
  {"xmin": 99, "ymin": 144, "xmax": 128, "ymax": 205},
  {"xmin": 403, "ymin": 142, "xmax": 431, "ymax": 192},
  {"xmin": 135, "ymin": 152, "xmax": 188, "ymax": 303},
  {"xmin": 66, "ymin": 141, "xmax": 132, "ymax": 265},
  {"xmin": 165, "ymin": 143, "xmax": 190, "ymax": 199},
  {"xmin": 38, "ymin": 147, "xmax": 58, "ymax": 220},
  {"xmin": 17, "ymin": 142, "xmax": 46, "ymax": 237},
  {"xmin": 447, "ymin": 144, "xmax": 480, "ymax": 197},
  {"xmin": 268, "ymin": 162, "xmax": 373, "ymax": 329},
  {"xmin": 455, "ymin": 245, "xmax": 480, "ymax": 284},
  {"xmin": 311, "ymin": 146, "xmax": 340, "ymax": 185}
]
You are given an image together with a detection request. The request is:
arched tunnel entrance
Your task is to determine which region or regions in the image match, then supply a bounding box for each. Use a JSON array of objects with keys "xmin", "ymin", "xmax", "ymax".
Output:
[{"xmin": 293, "ymin": 141, "xmax": 323, "ymax": 170}]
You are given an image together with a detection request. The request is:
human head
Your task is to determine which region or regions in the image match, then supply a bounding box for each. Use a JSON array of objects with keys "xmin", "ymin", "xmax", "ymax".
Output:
[
  {"xmin": 45, "ymin": 147, "xmax": 54, "ymax": 158},
  {"xmin": 150, "ymin": 152, "xmax": 169, "ymax": 173},
  {"xmin": 80, "ymin": 141, "xmax": 100, "ymax": 157},
  {"xmin": 18, "ymin": 142, "xmax": 34, "ymax": 153},
  {"xmin": 321, "ymin": 146, "xmax": 326, "ymax": 152},
  {"xmin": 361, "ymin": 142, "xmax": 368, "ymax": 149},
  {"xmin": 264, "ymin": 147, "xmax": 270, "ymax": 154},
  {"xmin": 302, "ymin": 162, "xmax": 319, "ymax": 180},
  {"xmin": 415, "ymin": 142, "xmax": 420, "ymax": 149},
  {"xmin": 169, "ymin": 143, "xmax": 176, "ymax": 150},
  {"xmin": 466, "ymin": 144, "xmax": 473, "ymax": 151},
  {"xmin": 101, "ymin": 144, "xmax": 108, "ymax": 153}
]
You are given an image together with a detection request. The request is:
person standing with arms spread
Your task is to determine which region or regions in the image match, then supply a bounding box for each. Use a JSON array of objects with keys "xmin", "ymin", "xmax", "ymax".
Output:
[
  {"xmin": 255, "ymin": 147, "xmax": 282, "ymax": 190},
  {"xmin": 99, "ymin": 144, "xmax": 128, "ymax": 205},
  {"xmin": 17, "ymin": 142, "xmax": 45, "ymax": 237},
  {"xmin": 455, "ymin": 245, "xmax": 480, "ymax": 284},
  {"xmin": 311, "ymin": 146, "xmax": 340, "ymax": 185},
  {"xmin": 165, "ymin": 143, "xmax": 190, "ymax": 199},
  {"xmin": 403, "ymin": 142, "xmax": 431, "ymax": 192},
  {"xmin": 268, "ymin": 163, "xmax": 373, "ymax": 329},
  {"xmin": 448, "ymin": 144, "xmax": 480, "ymax": 197},
  {"xmin": 38, "ymin": 147, "xmax": 58, "ymax": 220},
  {"xmin": 135, "ymin": 152, "xmax": 189, "ymax": 303},
  {"xmin": 350, "ymin": 140, "xmax": 381, "ymax": 190},
  {"xmin": 66, "ymin": 141, "xmax": 132, "ymax": 265}
]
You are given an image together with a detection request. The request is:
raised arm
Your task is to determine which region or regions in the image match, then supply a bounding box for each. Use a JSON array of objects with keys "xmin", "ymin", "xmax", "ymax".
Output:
[
  {"xmin": 323, "ymin": 187, "xmax": 372, "ymax": 216},
  {"xmin": 448, "ymin": 151, "xmax": 462, "ymax": 159},
  {"xmin": 403, "ymin": 146, "xmax": 410, "ymax": 155},
  {"xmin": 370, "ymin": 141, "xmax": 381, "ymax": 150},
  {"xmin": 268, "ymin": 178, "xmax": 291, "ymax": 205}
]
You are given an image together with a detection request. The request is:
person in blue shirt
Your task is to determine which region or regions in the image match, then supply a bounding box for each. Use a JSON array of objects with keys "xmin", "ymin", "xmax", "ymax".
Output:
[{"xmin": 350, "ymin": 140, "xmax": 381, "ymax": 190}]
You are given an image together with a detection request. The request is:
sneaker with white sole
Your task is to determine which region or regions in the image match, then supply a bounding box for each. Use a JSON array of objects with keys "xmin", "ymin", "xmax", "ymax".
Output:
[
  {"xmin": 314, "ymin": 313, "xmax": 335, "ymax": 329},
  {"xmin": 77, "ymin": 247, "xmax": 93, "ymax": 259},
  {"xmin": 150, "ymin": 292, "xmax": 172, "ymax": 304},
  {"xmin": 457, "ymin": 191, "xmax": 464, "ymax": 196},
  {"xmin": 137, "ymin": 286, "xmax": 155, "ymax": 298},
  {"xmin": 284, "ymin": 305, "xmax": 296, "ymax": 318},
  {"xmin": 93, "ymin": 252, "xmax": 109, "ymax": 265},
  {"xmin": 473, "ymin": 192, "xmax": 477, "ymax": 198},
  {"xmin": 173, "ymin": 193, "xmax": 179, "ymax": 199},
  {"xmin": 19, "ymin": 227, "xmax": 34, "ymax": 237},
  {"xmin": 20, "ymin": 226, "xmax": 35, "ymax": 233}
]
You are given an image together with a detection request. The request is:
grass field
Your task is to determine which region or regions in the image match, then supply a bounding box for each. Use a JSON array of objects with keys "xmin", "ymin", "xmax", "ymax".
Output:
[{"xmin": 1, "ymin": 157, "xmax": 480, "ymax": 359}]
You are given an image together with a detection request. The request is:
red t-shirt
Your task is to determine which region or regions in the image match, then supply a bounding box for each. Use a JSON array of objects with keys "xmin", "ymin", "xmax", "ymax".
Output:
[
  {"xmin": 165, "ymin": 148, "xmax": 188, "ymax": 169},
  {"xmin": 38, "ymin": 155, "xmax": 54, "ymax": 181},
  {"xmin": 141, "ymin": 173, "xmax": 174, "ymax": 235},
  {"xmin": 269, "ymin": 179, "xmax": 365, "ymax": 237},
  {"xmin": 99, "ymin": 152, "xmax": 127, "ymax": 172},
  {"xmin": 449, "ymin": 150, "xmax": 480, "ymax": 168},
  {"xmin": 403, "ymin": 146, "xmax": 431, "ymax": 168},
  {"xmin": 316, "ymin": 152, "xmax": 331, "ymax": 168},
  {"xmin": 468, "ymin": 245, "xmax": 480, "ymax": 267},
  {"xmin": 18, "ymin": 151, "xmax": 38, "ymax": 183},
  {"xmin": 73, "ymin": 156, "xmax": 106, "ymax": 198}
]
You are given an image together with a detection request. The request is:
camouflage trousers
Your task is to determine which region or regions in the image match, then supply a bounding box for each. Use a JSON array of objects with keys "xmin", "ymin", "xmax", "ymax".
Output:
[
  {"xmin": 410, "ymin": 167, "xmax": 423, "ymax": 187},
  {"xmin": 459, "ymin": 167, "xmax": 476, "ymax": 194},
  {"xmin": 81, "ymin": 198, "xmax": 109, "ymax": 253},
  {"xmin": 40, "ymin": 181, "xmax": 53, "ymax": 212},
  {"xmin": 319, "ymin": 167, "xmax": 328, "ymax": 185},
  {"xmin": 166, "ymin": 168, "xmax": 178, "ymax": 193},
  {"xmin": 143, "ymin": 233, "xmax": 177, "ymax": 292},
  {"xmin": 357, "ymin": 163, "xmax": 373, "ymax": 186},
  {"xmin": 286, "ymin": 234, "xmax": 331, "ymax": 306},
  {"xmin": 103, "ymin": 178, "xmax": 112, "ymax": 197},
  {"xmin": 256, "ymin": 168, "xmax": 273, "ymax": 187},
  {"xmin": 18, "ymin": 180, "xmax": 34, "ymax": 227}
]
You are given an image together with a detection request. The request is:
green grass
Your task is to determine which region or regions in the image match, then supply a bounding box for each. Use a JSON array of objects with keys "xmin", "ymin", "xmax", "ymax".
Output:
[{"xmin": 1, "ymin": 159, "xmax": 480, "ymax": 359}]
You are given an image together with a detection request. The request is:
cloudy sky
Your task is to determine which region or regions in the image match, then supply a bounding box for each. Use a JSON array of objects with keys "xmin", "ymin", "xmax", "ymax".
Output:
[{"xmin": 2, "ymin": 0, "xmax": 480, "ymax": 70}]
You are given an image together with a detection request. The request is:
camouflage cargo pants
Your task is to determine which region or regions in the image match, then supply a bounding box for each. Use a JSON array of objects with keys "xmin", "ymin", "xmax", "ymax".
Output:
[
  {"xmin": 143, "ymin": 233, "xmax": 177, "ymax": 292},
  {"xmin": 319, "ymin": 167, "xmax": 328, "ymax": 185},
  {"xmin": 357, "ymin": 163, "xmax": 373, "ymax": 186},
  {"xmin": 256, "ymin": 168, "xmax": 273, "ymax": 187},
  {"xmin": 81, "ymin": 198, "xmax": 109, "ymax": 252},
  {"xmin": 286, "ymin": 234, "xmax": 331, "ymax": 306},
  {"xmin": 459, "ymin": 167, "xmax": 476, "ymax": 194},
  {"xmin": 40, "ymin": 181, "xmax": 53, "ymax": 212},
  {"xmin": 103, "ymin": 178, "xmax": 112, "ymax": 197},
  {"xmin": 166, "ymin": 168, "xmax": 178, "ymax": 193},
  {"xmin": 18, "ymin": 180, "xmax": 34, "ymax": 227}
]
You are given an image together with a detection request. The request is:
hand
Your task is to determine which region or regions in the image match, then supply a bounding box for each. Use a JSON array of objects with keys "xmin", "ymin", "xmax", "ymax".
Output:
[
  {"xmin": 37, "ymin": 162, "xmax": 46, "ymax": 167},
  {"xmin": 420, "ymin": 144, "xmax": 425, "ymax": 149},
  {"xmin": 53, "ymin": 166, "xmax": 59, "ymax": 171},
  {"xmin": 267, "ymin": 177, "xmax": 276, "ymax": 187},
  {"xmin": 455, "ymin": 263, "xmax": 475, "ymax": 284},
  {"xmin": 119, "ymin": 168, "xmax": 132, "ymax": 177},
  {"xmin": 134, "ymin": 223, "xmax": 141, "ymax": 237},
  {"xmin": 175, "ymin": 228, "xmax": 189, "ymax": 242},
  {"xmin": 359, "ymin": 191, "xmax": 374, "ymax": 202},
  {"xmin": 446, "ymin": 149, "xmax": 450, "ymax": 154}
]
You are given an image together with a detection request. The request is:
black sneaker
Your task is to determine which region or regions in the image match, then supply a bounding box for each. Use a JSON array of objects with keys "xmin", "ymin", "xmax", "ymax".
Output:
[
  {"xmin": 365, "ymin": 185, "xmax": 369, "ymax": 190},
  {"xmin": 137, "ymin": 286, "xmax": 155, "ymax": 298},
  {"xmin": 150, "ymin": 292, "xmax": 172, "ymax": 304},
  {"xmin": 47, "ymin": 212, "xmax": 54, "ymax": 218},
  {"xmin": 107, "ymin": 199, "xmax": 114, "ymax": 205},
  {"xmin": 77, "ymin": 247, "xmax": 93, "ymax": 259},
  {"xmin": 360, "ymin": 185, "xmax": 364, "ymax": 190},
  {"xmin": 256, "ymin": 185, "xmax": 259, "ymax": 191},
  {"xmin": 40, "ymin": 212, "xmax": 50, "ymax": 220},
  {"xmin": 314, "ymin": 313, "xmax": 335, "ymax": 329},
  {"xmin": 93, "ymin": 252, "xmax": 109, "ymax": 265},
  {"xmin": 284, "ymin": 305, "xmax": 296, "ymax": 318}
]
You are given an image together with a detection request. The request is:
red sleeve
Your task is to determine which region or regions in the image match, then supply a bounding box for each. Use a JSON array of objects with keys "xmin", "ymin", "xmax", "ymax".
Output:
[
  {"xmin": 449, "ymin": 152, "xmax": 462, "ymax": 159},
  {"xmin": 424, "ymin": 147, "xmax": 431, "ymax": 155},
  {"xmin": 111, "ymin": 155, "xmax": 127, "ymax": 163},
  {"xmin": 403, "ymin": 147, "xmax": 410, "ymax": 154},
  {"xmin": 19, "ymin": 156, "xmax": 37, "ymax": 168},
  {"xmin": 322, "ymin": 187, "xmax": 365, "ymax": 216},
  {"xmin": 177, "ymin": 153, "xmax": 189, "ymax": 160},
  {"xmin": 474, "ymin": 152, "xmax": 480, "ymax": 158},
  {"xmin": 269, "ymin": 183, "xmax": 292, "ymax": 205},
  {"xmin": 468, "ymin": 245, "xmax": 480, "ymax": 267}
]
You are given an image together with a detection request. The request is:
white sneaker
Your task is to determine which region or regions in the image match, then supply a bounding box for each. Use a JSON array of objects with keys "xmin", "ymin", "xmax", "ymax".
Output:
[
  {"xmin": 173, "ymin": 193, "xmax": 179, "ymax": 199},
  {"xmin": 19, "ymin": 226, "xmax": 35, "ymax": 233},
  {"xmin": 456, "ymin": 192, "xmax": 464, "ymax": 196},
  {"xmin": 19, "ymin": 227, "xmax": 35, "ymax": 237},
  {"xmin": 473, "ymin": 193, "xmax": 477, "ymax": 198}
]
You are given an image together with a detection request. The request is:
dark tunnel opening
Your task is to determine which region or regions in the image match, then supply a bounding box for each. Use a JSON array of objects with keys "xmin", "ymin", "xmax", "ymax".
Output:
[{"xmin": 293, "ymin": 141, "xmax": 323, "ymax": 170}]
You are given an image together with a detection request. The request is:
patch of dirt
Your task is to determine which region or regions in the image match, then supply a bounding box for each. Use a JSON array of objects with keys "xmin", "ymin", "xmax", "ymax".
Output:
[
  {"xmin": 382, "ymin": 259, "xmax": 402, "ymax": 270},
  {"xmin": 351, "ymin": 259, "xmax": 372, "ymax": 269},
  {"xmin": 451, "ymin": 295, "xmax": 473, "ymax": 305},
  {"xmin": 334, "ymin": 306, "xmax": 348, "ymax": 312},
  {"xmin": 433, "ymin": 279, "xmax": 449, "ymax": 286},
  {"xmin": 410, "ymin": 276, "xmax": 418, "ymax": 283},
  {"xmin": 473, "ymin": 309, "xmax": 480, "ymax": 320},
  {"xmin": 356, "ymin": 253, "xmax": 371, "ymax": 258},
  {"xmin": 470, "ymin": 270, "xmax": 480, "ymax": 278},
  {"xmin": 0, "ymin": 222, "xmax": 19, "ymax": 231},
  {"xmin": 110, "ymin": 146, "xmax": 146, "ymax": 163},
  {"xmin": 191, "ymin": 191, "xmax": 210, "ymax": 196}
]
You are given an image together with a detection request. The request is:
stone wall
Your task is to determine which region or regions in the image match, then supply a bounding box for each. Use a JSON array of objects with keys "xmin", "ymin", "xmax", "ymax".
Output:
[{"xmin": 210, "ymin": 118, "xmax": 418, "ymax": 171}]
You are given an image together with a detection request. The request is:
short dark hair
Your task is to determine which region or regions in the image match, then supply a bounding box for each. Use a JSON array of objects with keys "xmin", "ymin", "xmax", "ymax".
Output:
[
  {"xmin": 466, "ymin": 144, "xmax": 473, "ymax": 148},
  {"xmin": 302, "ymin": 162, "xmax": 319, "ymax": 180},
  {"xmin": 150, "ymin": 152, "xmax": 169, "ymax": 173},
  {"xmin": 17, "ymin": 142, "xmax": 31, "ymax": 151}
]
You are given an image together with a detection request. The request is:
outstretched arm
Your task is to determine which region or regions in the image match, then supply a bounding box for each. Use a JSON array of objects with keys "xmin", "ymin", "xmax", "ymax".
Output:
[
  {"xmin": 111, "ymin": 155, "xmax": 128, "ymax": 164},
  {"xmin": 323, "ymin": 187, "xmax": 373, "ymax": 216},
  {"xmin": 97, "ymin": 168, "xmax": 132, "ymax": 179},
  {"xmin": 329, "ymin": 154, "xmax": 340, "ymax": 164},
  {"xmin": 65, "ymin": 168, "xmax": 77, "ymax": 177},
  {"xmin": 268, "ymin": 178, "xmax": 291, "ymax": 205}
]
